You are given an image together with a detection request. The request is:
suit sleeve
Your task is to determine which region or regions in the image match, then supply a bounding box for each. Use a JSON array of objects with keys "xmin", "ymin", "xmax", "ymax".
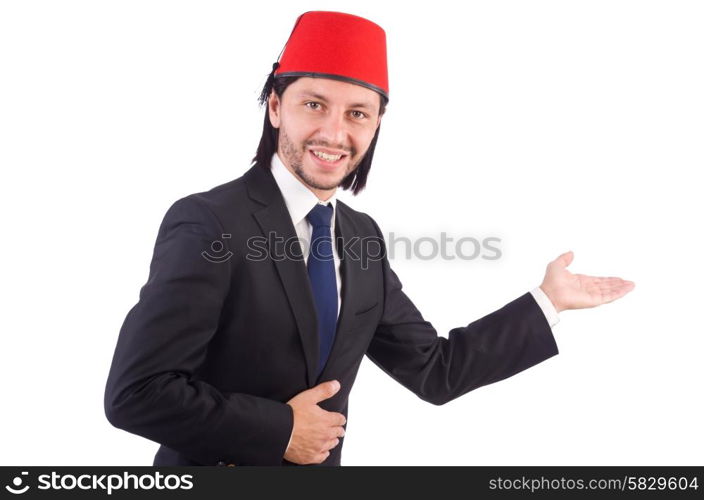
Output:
[
  {"xmin": 104, "ymin": 195, "xmax": 293, "ymax": 465},
  {"xmin": 364, "ymin": 215, "xmax": 559, "ymax": 406}
]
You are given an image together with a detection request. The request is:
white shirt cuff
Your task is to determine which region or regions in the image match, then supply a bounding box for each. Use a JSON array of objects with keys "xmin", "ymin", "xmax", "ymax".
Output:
[
  {"xmin": 285, "ymin": 427, "xmax": 293, "ymax": 455},
  {"xmin": 530, "ymin": 286, "xmax": 560, "ymax": 328}
]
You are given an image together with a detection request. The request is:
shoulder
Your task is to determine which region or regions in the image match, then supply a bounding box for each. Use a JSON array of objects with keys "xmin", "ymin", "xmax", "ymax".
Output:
[
  {"xmin": 164, "ymin": 169, "xmax": 251, "ymax": 229},
  {"xmin": 189, "ymin": 174, "xmax": 249, "ymax": 213},
  {"xmin": 336, "ymin": 199, "xmax": 384, "ymax": 238}
]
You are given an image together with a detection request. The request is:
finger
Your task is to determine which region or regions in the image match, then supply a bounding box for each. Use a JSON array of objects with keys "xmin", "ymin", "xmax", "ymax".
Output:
[
  {"xmin": 598, "ymin": 283, "xmax": 635, "ymax": 303},
  {"xmin": 328, "ymin": 426, "xmax": 345, "ymax": 439},
  {"xmin": 582, "ymin": 277, "xmax": 636, "ymax": 293},
  {"xmin": 588, "ymin": 276, "xmax": 630, "ymax": 284},
  {"xmin": 325, "ymin": 412, "xmax": 346, "ymax": 427},
  {"xmin": 323, "ymin": 438, "xmax": 341, "ymax": 451},
  {"xmin": 595, "ymin": 279, "xmax": 635, "ymax": 292},
  {"xmin": 553, "ymin": 250, "xmax": 574, "ymax": 268},
  {"xmin": 309, "ymin": 380, "xmax": 341, "ymax": 404},
  {"xmin": 315, "ymin": 451, "xmax": 331, "ymax": 464}
]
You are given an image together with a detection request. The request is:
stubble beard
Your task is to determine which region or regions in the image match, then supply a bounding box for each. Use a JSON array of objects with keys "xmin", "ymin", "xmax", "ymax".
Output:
[{"xmin": 278, "ymin": 128, "xmax": 360, "ymax": 192}]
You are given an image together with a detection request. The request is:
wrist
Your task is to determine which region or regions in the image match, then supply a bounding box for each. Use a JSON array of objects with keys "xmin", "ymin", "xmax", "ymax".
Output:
[{"xmin": 540, "ymin": 284, "xmax": 564, "ymax": 313}]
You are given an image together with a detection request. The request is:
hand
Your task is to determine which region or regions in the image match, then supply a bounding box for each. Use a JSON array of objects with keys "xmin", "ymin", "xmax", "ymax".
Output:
[
  {"xmin": 540, "ymin": 251, "xmax": 635, "ymax": 313},
  {"xmin": 284, "ymin": 380, "xmax": 346, "ymax": 465}
]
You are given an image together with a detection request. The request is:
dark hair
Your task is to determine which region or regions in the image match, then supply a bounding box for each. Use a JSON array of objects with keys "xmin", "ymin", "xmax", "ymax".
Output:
[{"xmin": 251, "ymin": 71, "xmax": 388, "ymax": 195}]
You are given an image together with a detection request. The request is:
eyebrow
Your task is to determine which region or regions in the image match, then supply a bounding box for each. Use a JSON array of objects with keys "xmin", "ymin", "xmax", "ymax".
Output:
[{"xmin": 298, "ymin": 91, "xmax": 375, "ymax": 110}]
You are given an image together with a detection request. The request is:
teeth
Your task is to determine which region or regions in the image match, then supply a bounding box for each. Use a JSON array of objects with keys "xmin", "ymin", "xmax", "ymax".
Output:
[{"xmin": 313, "ymin": 150, "xmax": 342, "ymax": 162}]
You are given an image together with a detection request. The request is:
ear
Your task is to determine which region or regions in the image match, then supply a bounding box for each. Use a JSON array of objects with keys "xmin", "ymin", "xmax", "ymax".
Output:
[{"xmin": 268, "ymin": 90, "xmax": 281, "ymax": 129}]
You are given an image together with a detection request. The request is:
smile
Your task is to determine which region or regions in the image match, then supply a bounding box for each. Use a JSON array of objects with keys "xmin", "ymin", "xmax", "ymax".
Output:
[
  {"xmin": 310, "ymin": 149, "xmax": 346, "ymax": 167},
  {"xmin": 313, "ymin": 150, "xmax": 343, "ymax": 161}
]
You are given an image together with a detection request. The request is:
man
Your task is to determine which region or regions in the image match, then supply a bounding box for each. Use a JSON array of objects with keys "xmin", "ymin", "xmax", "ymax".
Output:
[{"xmin": 104, "ymin": 11, "xmax": 634, "ymax": 466}]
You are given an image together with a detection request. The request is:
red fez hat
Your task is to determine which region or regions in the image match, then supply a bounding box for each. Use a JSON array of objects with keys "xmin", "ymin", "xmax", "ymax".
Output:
[{"xmin": 272, "ymin": 11, "xmax": 389, "ymax": 99}]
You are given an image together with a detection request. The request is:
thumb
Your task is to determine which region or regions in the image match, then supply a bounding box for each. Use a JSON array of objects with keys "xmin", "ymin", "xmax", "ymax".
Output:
[
  {"xmin": 308, "ymin": 380, "xmax": 341, "ymax": 404},
  {"xmin": 554, "ymin": 250, "xmax": 574, "ymax": 268}
]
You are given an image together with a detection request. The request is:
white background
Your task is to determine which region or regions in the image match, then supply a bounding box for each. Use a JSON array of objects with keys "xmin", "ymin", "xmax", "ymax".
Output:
[{"xmin": 1, "ymin": 0, "xmax": 702, "ymax": 466}]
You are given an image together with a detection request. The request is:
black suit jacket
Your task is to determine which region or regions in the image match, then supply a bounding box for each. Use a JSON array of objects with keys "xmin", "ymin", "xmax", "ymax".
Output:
[{"xmin": 104, "ymin": 163, "xmax": 559, "ymax": 466}]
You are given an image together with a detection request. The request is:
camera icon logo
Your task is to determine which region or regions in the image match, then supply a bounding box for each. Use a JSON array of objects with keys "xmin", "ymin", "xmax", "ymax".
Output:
[
  {"xmin": 201, "ymin": 233, "xmax": 233, "ymax": 263},
  {"xmin": 5, "ymin": 471, "xmax": 30, "ymax": 494}
]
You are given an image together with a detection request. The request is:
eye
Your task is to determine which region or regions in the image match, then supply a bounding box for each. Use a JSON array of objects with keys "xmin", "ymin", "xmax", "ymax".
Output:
[
  {"xmin": 305, "ymin": 101, "xmax": 321, "ymax": 110},
  {"xmin": 350, "ymin": 110, "xmax": 367, "ymax": 120}
]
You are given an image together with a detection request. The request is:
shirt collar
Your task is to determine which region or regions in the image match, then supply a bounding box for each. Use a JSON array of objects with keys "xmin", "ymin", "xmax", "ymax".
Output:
[{"xmin": 270, "ymin": 152, "xmax": 338, "ymax": 227}]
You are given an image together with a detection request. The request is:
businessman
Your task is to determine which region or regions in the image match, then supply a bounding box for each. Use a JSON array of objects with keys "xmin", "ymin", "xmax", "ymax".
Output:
[{"xmin": 104, "ymin": 11, "xmax": 635, "ymax": 466}]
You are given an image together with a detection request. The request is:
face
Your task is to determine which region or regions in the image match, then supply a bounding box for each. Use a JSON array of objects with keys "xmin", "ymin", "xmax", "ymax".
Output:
[{"xmin": 268, "ymin": 77, "xmax": 383, "ymax": 200}]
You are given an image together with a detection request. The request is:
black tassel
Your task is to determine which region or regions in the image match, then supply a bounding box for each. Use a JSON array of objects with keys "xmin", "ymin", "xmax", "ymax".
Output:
[{"xmin": 258, "ymin": 62, "xmax": 280, "ymax": 107}]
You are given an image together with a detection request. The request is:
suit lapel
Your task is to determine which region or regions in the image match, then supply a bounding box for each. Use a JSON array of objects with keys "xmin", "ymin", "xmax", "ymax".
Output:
[{"xmin": 244, "ymin": 165, "xmax": 318, "ymax": 387}]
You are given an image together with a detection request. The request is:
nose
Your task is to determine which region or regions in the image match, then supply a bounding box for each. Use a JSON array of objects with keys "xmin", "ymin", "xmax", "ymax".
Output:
[{"xmin": 318, "ymin": 109, "xmax": 348, "ymax": 149}]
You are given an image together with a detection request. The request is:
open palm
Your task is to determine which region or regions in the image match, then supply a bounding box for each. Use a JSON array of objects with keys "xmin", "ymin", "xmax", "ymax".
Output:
[{"xmin": 540, "ymin": 251, "xmax": 635, "ymax": 313}]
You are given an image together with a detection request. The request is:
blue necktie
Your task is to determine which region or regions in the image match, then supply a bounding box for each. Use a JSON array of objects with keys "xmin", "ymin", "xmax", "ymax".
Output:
[{"xmin": 306, "ymin": 203, "xmax": 338, "ymax": 377}]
